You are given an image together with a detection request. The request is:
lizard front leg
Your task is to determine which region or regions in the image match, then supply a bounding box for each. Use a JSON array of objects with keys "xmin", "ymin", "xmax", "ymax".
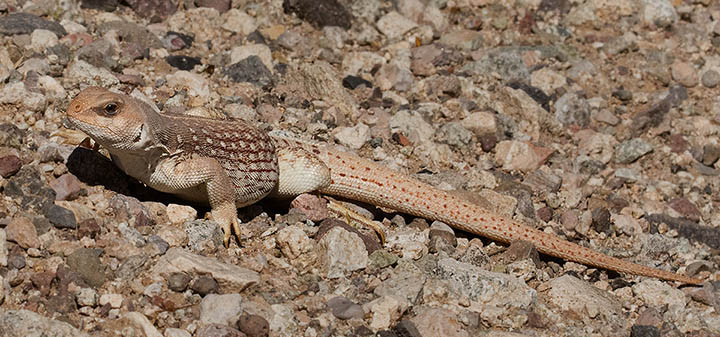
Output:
[{"xmin": 148, "ymin": 153, "xmax": 240, "ymax": 246}]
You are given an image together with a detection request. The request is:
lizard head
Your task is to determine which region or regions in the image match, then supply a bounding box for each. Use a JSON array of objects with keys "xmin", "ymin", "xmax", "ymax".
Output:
[{"xmin": 66, "ymin": 87, "xmax": 150, "ymax": 152}]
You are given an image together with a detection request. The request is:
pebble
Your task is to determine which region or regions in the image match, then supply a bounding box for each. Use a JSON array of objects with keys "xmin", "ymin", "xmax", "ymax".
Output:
[
  {"xmin": 333, "ymin": 123, "xmax": 371, "ymax": 149},
  {"xmin": 164, "ymin": 328, "xmax": 192, "ymax": 337},
  {"xmin": 222, "ymin": 9, "xmax": 257, "ymax": 35},
  {"xmin": 317, "ymin": 226, "xmax": 368, "ymax": 278},
  {"xmin": 701, "ymin": 70, "xmax": 720, "ymax": 88},
  {"xmin": 546, "ymin": 275, "xmax": 624, "ymax": 334},
  {"xmin": 123, "ymin": 0, "xmax": 176, "ymax": 22},
  {"xmin": 165, "ymin": 55, "xmax": 201, "ymax": 71},
  {"xmin": 438, "ymin": 29, "xmax": 483, "ymax": 51},
  {"xmin": 671, "ymin": 61, "xmax": 698, "ymax": 87},
  {"xmin": 67, "ymin": 248, "xmax": 106, "ymax": 288},
  {"xmin": 191, "ymin": 275, "xmax": 220, "ymax": 296},
  {"xmin": 327, "ymin": 296, "xmax": 365, "ymax": 320},
  {"xmin": 283, "ymin": 0, "xmax": 352, "ymax": 29},
  {"xmin": 412, "ymin": 308, "xmax": 467, "ymax": 337},
  {"xmin": 224, "ymin": 56, "xmax": 274, "ymax": 87},
  {"xmin": 75, "ymin": 287, "xmax": 99, "ymax": 307},
  {"xmin": 641, "ymin": 0, "xmax": 678, "ymax": 28},
  {"xmin": 236, "ymin": 314, "xmax": 270, "ymax": 337},
  {"xmin": 495, "ymin": 140, "xmax": 554, "ymax": 172},
  {"xmin": 166, "ymin": 204, "xmax": 198, "ymax": 224},
  {"xmin": 123, "ymin": 312, "xmax": 164, "ymax": 337},
  {"xmin": 197, "ymin": 0, "xmax": 231, "ymax": 13},
  {"xmin": 0, "ymin": 155, "xmax": 22, "ymax": 178},
  {"xmin": 49, "ymin": 173, "xmax": 85, "ymax": 201},
  {"xmin": 6, "ymin": 216, "xmax": 40, "ymax": 249},
  {"xmin": 0, "ymin": 13, "xmax": 67, "ymax": 37},
  {"xmin": 615, "ymin": 138, "xmax": 653, "ymax": 164},
  {"xmin": 200, "ymin": 294, "xmax": 243, "ymax": 325},
  {"xmin": 0, "ymin": 310, "xmax": 90, "ymax": 337},
  {"xmin": 196, "ymin": 324, "xmax": 245, "ymax": 337},
  {"xmin": 376, "ymin": 12, "xmax": 418, "ymax": 40}
]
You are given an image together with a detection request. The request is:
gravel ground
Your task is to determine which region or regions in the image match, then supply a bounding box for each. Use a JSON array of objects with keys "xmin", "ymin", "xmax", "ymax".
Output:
[{"xmin": 0, "ymin": 0, "xmax": 719, "ymax": 336}]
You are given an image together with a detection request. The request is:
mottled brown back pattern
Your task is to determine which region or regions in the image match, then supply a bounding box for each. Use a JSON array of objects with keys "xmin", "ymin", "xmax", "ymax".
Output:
[{"xmin": 151, "ymin": 114, "xmax": 279, "ymax": 206}]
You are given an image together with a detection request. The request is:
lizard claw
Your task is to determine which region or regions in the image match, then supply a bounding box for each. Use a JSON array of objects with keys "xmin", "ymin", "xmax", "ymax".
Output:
[{"xmin": 212, "ymin": 202, "xmax": 241, "ymax": 248}]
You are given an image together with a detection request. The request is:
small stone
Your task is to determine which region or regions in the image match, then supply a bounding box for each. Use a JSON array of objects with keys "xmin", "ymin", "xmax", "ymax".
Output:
[
  {"xmin": 30, "ymin": 29, "xmax": 58, "ymax": 52},
  {"xmin": 0, "ymin": 155, "xmax": 22, "ymax": 178},
  {"xmin": 184, "ymin": 220, "xmax": 223, "ymax": 251},
  {"xmin": 333, "ymin": 123, "xmax": 371, "ymax": 149},
  {"xmin": 0, "ymin": 13, "xmax": 67, "ymax": 37},
  {"xmin": 283, "ymin": 0, "xmax": 352, "ymax": 29},
  {"xmin": 165, "ymin": 55, "xmax": 201, "ymax": 71},
  {"xmin": 75, "ymin": 288, "xmax": 98, "ymax": 307},
  {"xmin": 289, "ymin": 194, "xmax": 329, "ymax": 222},
  {"xmin": 6, "ymin": 217, "xmax": 40, "ymax": 249},
  {"xmin": 615, "ymin": 138, "xmax": 653, "ymax": 164},
  {"xmin": 162, "ymin": 31, "xmax": 194, "ymax": 51},
  {"xmin": 369, "ymin": 249, "xmax": 399, "ymax": 269},
  {"xmin": 224, "ymin": 56, "xmax": 273, "ymax": 87},
  {"xmin": 191, "ymin": 275, "xmax": 219, "ymax": 296},
  {"xmin": 667, "ymin": 198, "xmax": 702, "ymax": 222},
  {"xmin": 77, "ymin": 218, "xmax": 101, "ymax": 239},
  {"xmin": 591, "ymin": 207, "xmax": 611, "ymax": 234},
  {"xmin": 197, "ymin": 0, "xmax": 231, "ymax": 13},
  {"xmin": 197, "ymin": 324, "xmax": 245, "ymax": 337},
  {"xmin": 0, "ymin": 310, "xmax": 90, "ymax": 337},
  {"xmin": 222, "ymin": 9, "xmax": 257, "ymax": 34},
  {"xmin": 631, "ymin": 325, "xmax": 660, "ymax": 337},
  {"xmin": 167, "ymin": 204, "xmax": 198, "ymax": 224},
  {"xmin": 701, "ymin": 70, "xmax": 720, "ymax": 88},
  {"xmin": 702, "ymin": 144, "xmax": 720, "ymax": 166},
  {"xmin": 641, "ymin": 0, "xmax": 678, "ymax": 28},
  {"xmin": 318, "ymin": 226, "xmax": 369, "ymax": 278},
  {"xmin": 343, "ymin": 75, "xmax": 373, "ymax": 89},
  {"xmin": 44, "ymin": 204, "xmax": 78, "ymax": 229},
  {"xmin": 237, "ymin": 314, "xmax": 270, "ymax": 337},
  {"xmin": 164, "ymin": 328, "xmax": 192, "ymax": 337},
  {"xmin": 547, "ymin": 275, "xmax": 624, "ymax": 333},
  {"xmin": 80, "ymin": 0, "xmax": 118, "ymax": 11},
  {"xmin": 495, "ymin": 140, "xmax": 554, "ymax": 172},
  {"xmin": 376, "ymin": 12, "xmax": 417, "ymax": 40},
  {"xmin": 99, "ymin": 293, "xmax": 123, "ymax": 308},
  {"xmin": 411, "ymin": 308, "xmax": 464, "ymax": 337},
  {"xmin": 200, "ymin": 294, "xmax": 243, "ymax": 326},
  {"xmin": 151, "ymin": 248, "xmax": 259, "ymax": 292},
  {"xmin": 49, "ymin": 173, "xmax": 85, "ymax": 201},
  {"xmin": 123, "ymin": 312, "xmax": 164, "ymax": 337},
  {"xmin": 67, "ymin": 248, "xmax": 106, "ymax": 288},
  {"xmin": 612, "ymin": 88, "xmax": 633, "ymax": 102},
  {"xmin": 375, "ymin": 63, "xmax": 414, "ymax": 92},
  {"xmin": 123, "ymin": 0, "xmax": 177, "ymax": 22},
  {"xmin": 438, "ymin": 29, "xmax": 483, "ymax": 50},
  {"xmin": 328, "ymin": 296, "xmax": 365, "ymax": 320},
  {"xmin": 671, "ymin": 61, "xmax": 698, "ymax": 87},
  {"xmin": 428, "ymin": 221, "xmax": 456, "ymax": 254},
  {"xmin": 555, "ymin": 92, "xmax": 590, "ymax": 127},
  {"xmin": 167, "ymin": 272, "xmax": 191, "ymax": 292}
]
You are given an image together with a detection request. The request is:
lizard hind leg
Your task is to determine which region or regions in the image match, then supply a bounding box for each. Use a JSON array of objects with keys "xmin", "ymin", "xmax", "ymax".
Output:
[{"xmin": 269, "ymin": 146, "xmax": 331, "ymax": 199}]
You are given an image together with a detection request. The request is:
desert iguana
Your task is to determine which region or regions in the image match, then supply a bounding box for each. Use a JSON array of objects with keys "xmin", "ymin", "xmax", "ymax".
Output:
[{"xmin": 65, "ymin": 86, "xmax": 704, "ymax": 285}]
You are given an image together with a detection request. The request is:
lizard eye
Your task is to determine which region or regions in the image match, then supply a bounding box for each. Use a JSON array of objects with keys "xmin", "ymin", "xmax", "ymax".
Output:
[{"xmin": 104, "ymin": 102, "xmax": 118, "ymax": 115}]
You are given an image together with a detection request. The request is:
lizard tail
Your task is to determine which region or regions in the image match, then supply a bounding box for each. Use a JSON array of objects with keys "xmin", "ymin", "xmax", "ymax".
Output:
[{"xmin": 319, "ymin": 149, "xmax": 703, "ymax": 285}]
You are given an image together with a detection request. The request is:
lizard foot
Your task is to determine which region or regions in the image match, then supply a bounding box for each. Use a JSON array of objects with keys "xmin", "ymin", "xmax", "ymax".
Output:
[{"xmin": 211, "ymin": 202, "xmax": 241, "ymax": 248}]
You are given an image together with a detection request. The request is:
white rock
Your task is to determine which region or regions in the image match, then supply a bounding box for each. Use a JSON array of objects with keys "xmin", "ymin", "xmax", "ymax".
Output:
[
  {"xmin": 164, "ymin": 328, "xmax": 191, "ymax": 337},
  {"xmin": 545, "ymin": 275, "xmax": 624, "ymax": 333},
  {"xmin": 38, "ymin": 75, "xmax": 67, "ymax": 100},
  {"xmin": 276, "ymin": 225, "xmax": 316, "ymax": 270},
  {"xmin": 318, "ymin": 226, "xmax": 368, "ymax": 278},
  {"xmin": 200, "ymin": 294, "xmax": 244, "ymax": 326},
  {"xmin": 0, "ymin": 229, "xmax": 7, "ymax": 267},
  {"xmin": 632, "ymin": 279, "xmax": 687, "ymax": 313},
  {"xmin": 461, "ymin": 111, "xmax": 497, "ymax": 136},
  {"xmin": 18, "ymin": 58, "xmax": 50, "ymax": 75},
  {"xmin": 333, "ymin": 123, "xmax": 371, "ymax": 150},
  {"xmin": 124, "ymin": 312, "xmax": 163, "ymax": 337},
  {"xmin": 0, "ymin": 82, "xmax": 47, "ymax": 112},
  {"xmin": 151, "ymin": 248, "xmax": 259, "ymax": 292},
  {"xmin": 641, "ymin": 0, "xmax": 677, "ymax": 28},
  {"xmin": 494, "ymin": 140, "xmax": 552, "ymax": 172},
  {"xmin": 366, "ymin": 295, "xmax": 409, "ymax": 330},
  {"xmin": 166, "ymin": 71, "xmax": 210, "ymax": 99},
  {"xmin": 222, "ymin": 9, "xmax": 257, "ymax": 35},
  {"xmin": 376, "ymin": 11, "xmax": 418, "ymax": 40},
  {"xmin": 342, "ymin": 51, "xmax": 386, "ymax": 76},
  {"xmin": 99, "ymin": 293, "xmax": 123, "ymax": 308},
  {"xmin": 0, "ymin": 310, "xmax": 91, "ymax": 337},
  {"xmin": 66, "ymin": 60, "xmax": 119, "ymax": 87},
  {"xmin": 270, "ymin": 303, "xmax": 300, "ymax": 336},
  {"xmin": 166, "ymin": 204, "xmax": 198, "ymax": 224},
  {"xmin": 412, "ymin": 308, "xmax": 469, "ymax": 337},
  {"xmin": 60, "ymin": 19, "xmax": 87, "ymax": 34},
  {"xmin": 230, "ymin": 44, "xmax": 273, "ymax": 71},
  {"xmin": 530, "ymin": 68, "xmax": 567, "ymax": 95},
  {"xmin": 387, "ymin": 229, "xmax": 428, "ymax": 260},
  {"xmin": 30, "ymin": 29, "xmax": 58, "ymax": 52},
  {"xmin": 75, "ymin": 288, "xmax": 98, "ymax": 307},
  {"xmin": 436, "ymin": 258, "xmax": 536, "ymax": 328}
]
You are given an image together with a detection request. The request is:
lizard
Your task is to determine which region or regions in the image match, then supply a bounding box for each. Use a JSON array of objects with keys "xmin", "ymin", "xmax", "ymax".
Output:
[{"xmin": 64, "ymin": 86, "xmax": 705, "ymax": 285}]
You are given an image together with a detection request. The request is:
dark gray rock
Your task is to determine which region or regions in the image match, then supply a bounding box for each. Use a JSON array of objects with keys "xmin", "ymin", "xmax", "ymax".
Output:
[
  {"xmin": 0, "ymin": 13, "xmax": 67, "ymax": 37},
  {"xmin": 283, "ymin": 0, "xmax": 352, "ymax": 29},
  {"xmin": 67, "ymin": 248, "xmax": 106, "ymax": 288},
  {"xmin": 44, "ymin": 204, "xmax": 78, "ymax": 229},
  {"xmin": 224, "ymin": 56, "xmax": 274, "ymax": 87}
]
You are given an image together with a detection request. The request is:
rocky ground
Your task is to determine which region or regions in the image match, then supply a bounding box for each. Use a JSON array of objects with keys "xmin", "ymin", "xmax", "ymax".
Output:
[{"xmin": 0, "ymin": 0, "xmax": 719, "ymax": 336}]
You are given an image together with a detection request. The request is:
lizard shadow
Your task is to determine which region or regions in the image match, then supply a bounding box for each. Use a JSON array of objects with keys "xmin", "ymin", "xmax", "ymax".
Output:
[{"xmin": 66, "ymin": 146, "xmax": 186, "ymax": 205}]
